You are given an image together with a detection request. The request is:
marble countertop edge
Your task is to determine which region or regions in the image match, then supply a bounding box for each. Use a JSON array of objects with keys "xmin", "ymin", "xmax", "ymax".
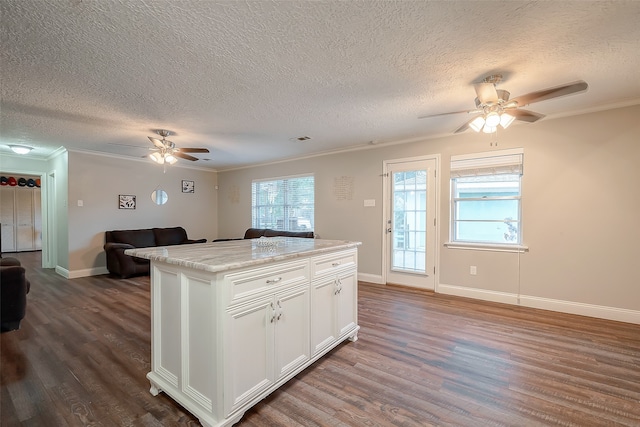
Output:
[{"xmin": 125, "ymin": 238, "xmax": 361, "ymax": 274}]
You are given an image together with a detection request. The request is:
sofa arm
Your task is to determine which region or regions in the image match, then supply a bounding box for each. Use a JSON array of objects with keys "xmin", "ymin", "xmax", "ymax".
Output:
[{"xmin": 104, "ymin": 242, "xmax": 149, "ymax": 278}]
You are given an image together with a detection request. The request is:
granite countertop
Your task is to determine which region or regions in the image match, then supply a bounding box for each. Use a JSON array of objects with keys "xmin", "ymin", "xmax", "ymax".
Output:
[{"xmin": 125, "ymin": 238, "xmax": 361, "ymax": 273}]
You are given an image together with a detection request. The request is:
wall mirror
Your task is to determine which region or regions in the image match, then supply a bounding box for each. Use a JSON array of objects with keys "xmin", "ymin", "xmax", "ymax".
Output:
[{"xmin": 151, "ymin": 189, "xmax": 168, "ymax": 205}]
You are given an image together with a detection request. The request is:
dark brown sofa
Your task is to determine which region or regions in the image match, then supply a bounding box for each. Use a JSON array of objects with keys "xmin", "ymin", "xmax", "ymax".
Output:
[
  {"xmin": 104, "ymin": 226, "xmax": 206, "ymax": 278},
  {"xmin": 1, "ymin": 257, "xmax": 30, "ymax": 332},
  {"xmin": 214, "ymin": 228, "xmax": 314, "ymax": 242}
]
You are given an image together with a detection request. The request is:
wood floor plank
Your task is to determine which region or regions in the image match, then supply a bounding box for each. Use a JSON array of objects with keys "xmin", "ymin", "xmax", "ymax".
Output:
[{"xmin": 1, "ymin": 251, "xmax": 639, "ymax": 426}]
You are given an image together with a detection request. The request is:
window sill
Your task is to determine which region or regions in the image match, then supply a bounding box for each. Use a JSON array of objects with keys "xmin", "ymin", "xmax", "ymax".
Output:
[{"xmin": 444, "ymin": 242, "xmax": 529, "ymax": 253}]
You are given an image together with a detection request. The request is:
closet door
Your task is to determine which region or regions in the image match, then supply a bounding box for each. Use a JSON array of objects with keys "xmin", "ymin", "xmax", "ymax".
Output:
[
  {"xmin": 16, "ymin": 187, "xmax": 35, "ymax": 251},
  {"xmin": 0, "ymin": 187, "xmax": 16, "ymax": 252}
]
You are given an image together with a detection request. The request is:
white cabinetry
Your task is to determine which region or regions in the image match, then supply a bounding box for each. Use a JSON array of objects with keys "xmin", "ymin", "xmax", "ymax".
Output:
[
  {"xmin": 311, "ymin": 250, "xmax": 359, "ymax": 355},
  {"xmin": 223, "ymin": 260, "xmax": 310, "ymax": 416},
  {"xmin": 140, "ymin": 243, "xmax": 359, "ymax": 427}
]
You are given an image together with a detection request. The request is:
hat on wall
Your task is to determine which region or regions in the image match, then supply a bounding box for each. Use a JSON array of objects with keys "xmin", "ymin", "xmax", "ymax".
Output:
[
  {"xmin": 27, "ymin": 178, "xmax": 36, "ymax": 187},
  {"xmin": 35, "ymin": 178, "xmax": 41, "ymax": 187},
  {"xmin": 18, "ymin": 177, "xmax": 28, "ymax": 186},
  {"xmin": 0, "ymin": 176, "xmax": 7, "ymax": 186},
  {"xmin": 8, "ymin": 177, "xmax": 17, "ymax": 186}
]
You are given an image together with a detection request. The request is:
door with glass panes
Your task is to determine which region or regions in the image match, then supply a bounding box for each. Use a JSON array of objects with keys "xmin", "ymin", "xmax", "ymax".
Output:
[{"xmin": 384, "ymin": 157, "xmax": 437, "ymax": 289}]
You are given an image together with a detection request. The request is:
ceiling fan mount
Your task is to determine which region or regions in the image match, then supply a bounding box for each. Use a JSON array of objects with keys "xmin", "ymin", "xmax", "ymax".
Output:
[{"xmin": 419, "ymin": 74, "xmax": 588, "ymax": 134}]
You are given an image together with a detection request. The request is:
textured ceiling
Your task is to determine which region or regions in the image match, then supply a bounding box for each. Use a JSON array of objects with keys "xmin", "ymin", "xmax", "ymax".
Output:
[{"xmin": 1, "ymin": 0, "xmax": 639, "ymax": 170}]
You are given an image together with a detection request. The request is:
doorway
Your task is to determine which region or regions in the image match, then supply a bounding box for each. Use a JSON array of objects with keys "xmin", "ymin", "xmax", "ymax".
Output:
[{"xmin": 383, "ymin": 156, "xmax": 439, "ymax": 290}]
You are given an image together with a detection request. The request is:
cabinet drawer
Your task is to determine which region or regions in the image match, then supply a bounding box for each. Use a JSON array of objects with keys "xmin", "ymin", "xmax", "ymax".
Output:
[
  {"xmin": 226, "ymin": 260, "xmax": 309, "ymax": 303},
  {"xmin": 311, "ymin": 250, "xmax": 357, "ymax": 279}
]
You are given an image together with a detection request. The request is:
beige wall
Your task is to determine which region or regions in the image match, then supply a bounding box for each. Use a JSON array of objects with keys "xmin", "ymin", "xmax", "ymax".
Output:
[
  {"xmin": 218, "ymin": 104, "xmax": 640, "ymax": 322},
  {"xmin": 67, "ymin": 151, "xmax": 218, "ymax": 276}
]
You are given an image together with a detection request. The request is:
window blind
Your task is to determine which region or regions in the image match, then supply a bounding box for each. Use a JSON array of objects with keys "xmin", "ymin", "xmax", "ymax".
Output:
[{"xmin": 450, "ymin": 149, "xmax": 524, "ymax": 178}]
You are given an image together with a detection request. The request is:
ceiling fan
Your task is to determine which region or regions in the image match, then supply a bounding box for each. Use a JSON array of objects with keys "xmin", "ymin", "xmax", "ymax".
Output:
[
  {"xmin": 419, "ymin": 75, "xmax": 588, "ymax": 134},
  {"xmin": 147, "ymin": 129, "xmax": 209, "ymax": 165}
]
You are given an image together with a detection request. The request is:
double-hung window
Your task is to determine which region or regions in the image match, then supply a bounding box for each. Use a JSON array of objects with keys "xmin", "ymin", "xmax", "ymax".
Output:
[
  {"xmin": 251, "ymin": 174, "xmax": 314, "ymax": 231},
  {"xmin": 449, "ymin": 149, "xmax": 525, "ymax": 249}
]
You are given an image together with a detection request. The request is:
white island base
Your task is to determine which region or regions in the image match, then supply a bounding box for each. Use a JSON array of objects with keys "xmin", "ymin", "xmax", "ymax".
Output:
[{"xmin": 127, "ymin": 238, "xmax": 360, "ymax": 427}]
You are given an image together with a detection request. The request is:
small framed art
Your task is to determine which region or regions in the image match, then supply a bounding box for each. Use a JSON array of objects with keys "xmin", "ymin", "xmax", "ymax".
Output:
[
  {"xmin": 119, "ymin": 194, "xmax": 136, "ymax": 209},
  {"xmin": 182, "ymin": 180, "xmax": 195, "ymax": 193}
]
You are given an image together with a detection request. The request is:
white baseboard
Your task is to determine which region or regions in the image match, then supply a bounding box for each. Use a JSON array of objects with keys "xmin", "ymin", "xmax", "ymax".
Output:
[
  {"xmin": 519, "ymin": 295, "xmax": 640, "ymax": 325},
  {"xmin": 56, "ymin": 265, "xmax": 109, "ymax": 279},
  {"xmin": 438, "ymin": 283, "xmax": 640, "ymax": 325},
  {"xmin": 437, "ymin": 283, "xmax": 518, "ymax": 305},
  {"xmin": 55, "ymin": 265, "xmax": 69, "ymax": 278},
  {"xmin": 357, "ymin": 272, "xmax": 384, "ymax": 284}
]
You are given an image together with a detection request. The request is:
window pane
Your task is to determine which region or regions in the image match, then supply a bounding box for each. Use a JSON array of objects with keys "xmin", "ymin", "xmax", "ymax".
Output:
[
  {"xmin": 252, "ymin": 175, "xmax": 314, "ymax": 232},
  {"xmin": 455, "ymin": 220, "xmax": 519, "ymax": 244},
  {"xmin": 456, "ymin": 199, "xmax": 519, "ymax": 221}
]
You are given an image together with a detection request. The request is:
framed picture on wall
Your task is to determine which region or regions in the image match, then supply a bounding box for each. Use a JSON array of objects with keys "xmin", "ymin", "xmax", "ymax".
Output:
[
  {"xmin": 119, "ymin": 194, "xmax": 136, "ymax": 209},
  {"xmin": 182, "ymin": 180, "xmax": 195, "ymax": 193}
]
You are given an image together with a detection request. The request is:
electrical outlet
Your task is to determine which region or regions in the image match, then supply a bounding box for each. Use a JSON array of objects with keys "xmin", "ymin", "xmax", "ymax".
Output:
[{"xmin": 470, "ymin": 266, "xmax": 477, "ymax": 275}]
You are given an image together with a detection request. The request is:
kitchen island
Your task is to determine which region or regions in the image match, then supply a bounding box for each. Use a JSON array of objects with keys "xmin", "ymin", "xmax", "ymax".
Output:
[{"xmin": 126, "ymin": 237, "xmax": 361, "ymax": 427}]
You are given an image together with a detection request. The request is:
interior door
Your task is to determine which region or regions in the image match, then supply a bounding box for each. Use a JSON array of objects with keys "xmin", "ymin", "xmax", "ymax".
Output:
[{"xmin": 384, "ymin": 157, "xmax": 438, "ymax": 289}]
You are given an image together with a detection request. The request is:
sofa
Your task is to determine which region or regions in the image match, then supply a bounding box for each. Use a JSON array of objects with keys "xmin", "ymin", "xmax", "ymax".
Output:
[
  {"xmin": 1, "ymin": 257, "xmax": 30, "ymax": 332},
  {"xmin": 104, "ymin": 226, "xmax": 207, "ymax": 278},
  {"xmin": 214, "ymin": 228, "xmax": 314, "ymax": 242}
]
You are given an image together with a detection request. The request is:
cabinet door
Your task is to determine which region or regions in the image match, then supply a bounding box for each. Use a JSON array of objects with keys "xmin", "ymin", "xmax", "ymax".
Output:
[
  {"xmin": 274, "ymin": 285, "xmax": 310, "ymax": 379},
  {"xmin": 311, "ymin": 276, "xmax": 338, "ymax": 355},
  {"xmin": 336, "ymin": 270, "xmax": 358, "ymax": 338},
  {"xmin": 224, "ymin": 296, "xmax": 274, "ymax": 416}
]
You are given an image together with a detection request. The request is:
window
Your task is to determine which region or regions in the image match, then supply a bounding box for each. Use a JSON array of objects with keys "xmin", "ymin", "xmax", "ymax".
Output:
[
  {"xmin": 252, "ymin": 174, "xmax": 314, "ymax": 231},
  {"xmin": 449, "ymin": 149, "xmax": 524, "ymax": 247}
]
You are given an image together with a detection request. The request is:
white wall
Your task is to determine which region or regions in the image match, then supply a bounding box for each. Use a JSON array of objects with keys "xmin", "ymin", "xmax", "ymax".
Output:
[
  {"xmin": 66, "ymin": 151, "xmax": 218, "ymax": 277},
  {"xmin": 217, "ymin": 104, "xmax": 640, "ymax": 323}
]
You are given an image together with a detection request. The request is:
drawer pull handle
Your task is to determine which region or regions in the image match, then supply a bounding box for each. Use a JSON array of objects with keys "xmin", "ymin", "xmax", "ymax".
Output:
[
  {"xmin": 266, "ymin": 277, "xmax": 282, "ymax": 284},
  {"xmin": 331, "ymin": 262, "xmax": 341, "ymax": 267}
]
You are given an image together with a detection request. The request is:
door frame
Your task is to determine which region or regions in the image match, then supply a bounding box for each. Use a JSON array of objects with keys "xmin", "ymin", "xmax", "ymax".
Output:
[{"xmin": 382, "ymin": 154, "xmax": 441, "ymax": 290}]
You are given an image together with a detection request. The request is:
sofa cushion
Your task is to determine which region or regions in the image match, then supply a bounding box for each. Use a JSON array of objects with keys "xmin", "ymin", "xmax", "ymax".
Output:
[
  {"xmin": 244, "ymin": 228, "xmax": 268, "ymax": 239},
  {"xmin": 110, "ymin": 229, "xmax": 156, "ymax": 248},
  {"xmin": 264, "ymin": 229, "xmax": 314, "ymax": 238},
  {"xmin": 153, "ymin": 227, "xmax": 188, "ymax": 246}
]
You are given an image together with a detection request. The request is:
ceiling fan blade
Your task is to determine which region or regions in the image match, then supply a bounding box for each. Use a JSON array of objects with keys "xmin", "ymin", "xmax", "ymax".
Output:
[
  {"xmin": 148, "ymin": 136, "xmax": 165, "ymax": 149},
  {"xmin": 509, "ymin": 81, "xmax": 588, "ymax": 107},
  {"xmin": 453, "ymin": 116, "xmax": 481, "ymax": 134},
  {"xmin": 418, "ymin": 109, "xmax": 479, "ymax": 119},
  {"xmin": 509, "ymin": 109, "xmax": 546, "ymax": 123},
  {"xmin": 173, "ymin": 152, "xmax": 198, "ymax": 161},
  {"xmin": 474, "ymin": 82, "xmax": 499, "ymax": 104},
  {"xmin": 177, "ymin": 147, "xmax": 210, "ymax": 153}
]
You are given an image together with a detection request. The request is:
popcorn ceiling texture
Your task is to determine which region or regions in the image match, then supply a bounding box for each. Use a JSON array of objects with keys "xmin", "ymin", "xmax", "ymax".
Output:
[{"xmin": 1, "ymin": 0, "xmax": 639, "ymax": 169}]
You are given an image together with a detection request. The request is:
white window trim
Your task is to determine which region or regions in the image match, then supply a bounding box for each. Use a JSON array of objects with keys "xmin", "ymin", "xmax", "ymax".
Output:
[
  {"xmin": 449, "ymin": 148, "xmax": 525, "ymax": 250},
  {"xmin": 444, "ymin": 241, "xmax": 529, "ymax": 253}
]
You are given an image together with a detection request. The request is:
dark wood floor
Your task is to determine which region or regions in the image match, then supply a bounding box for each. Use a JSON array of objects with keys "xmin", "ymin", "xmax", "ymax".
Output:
[{"xmin": 1, "ymin": 251, "xmax": 639, "ymax": 426}]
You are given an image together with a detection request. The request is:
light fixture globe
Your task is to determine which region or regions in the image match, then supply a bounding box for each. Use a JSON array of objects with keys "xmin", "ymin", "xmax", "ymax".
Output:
[
  {"xmin": 500, "ymin": 112, "xmax": 515, "ymax": 129},
  {"xmin": 149, "ymin": 152, "xmax": 164, "ymax": 164},
  {"xmin": 484, "ymin": 111, "xmax": 501, "ymax": 128},
  {"xmin": 8, "ymin": 144, "xmax": 33, "ymax": 155}
]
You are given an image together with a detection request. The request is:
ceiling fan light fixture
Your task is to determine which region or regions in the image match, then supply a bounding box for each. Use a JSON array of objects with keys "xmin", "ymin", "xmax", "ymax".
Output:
[
  {"xmin": 149, "ymin": 152, "xmax": 164, "ymax": 164},
  {"xmin": 482, "ymin": 125, "xmax": 497, "ymax": 134},
  {"xmin": 500, "ymin": 112, "xmax": 515, "ymax": 129},
  {"xmin": 469, "ymin": 116, "xmax": 486, "ymax": 132},
  {"xmin": 165, "ymin": 154, "xmax": 178, "ymax": 165},
  {"xmin": 9, "ymin": 144, "xmax": 33, "ymax": 155},
  {"xmin": 484, "ymin": 111, "xmax": 501, "ymax": 128}
]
